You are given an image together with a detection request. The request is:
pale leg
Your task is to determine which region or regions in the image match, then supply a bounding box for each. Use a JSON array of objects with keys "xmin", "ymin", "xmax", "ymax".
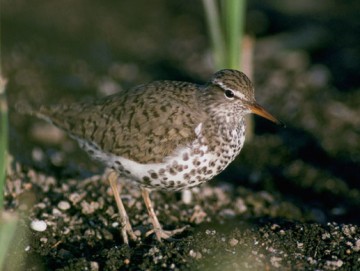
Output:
[
  {"xmin": 141, "ymin": 188, "xmax": 188, "ymax": 241},
  {"xmin": 108, "ymin": 170, "xmax": 137, "ymax": 244}
]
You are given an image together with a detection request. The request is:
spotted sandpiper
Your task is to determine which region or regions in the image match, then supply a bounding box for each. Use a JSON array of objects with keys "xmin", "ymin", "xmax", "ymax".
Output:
[{"xmin": 28, "ymin": 69, "xmax": 282, "ymax": 244}]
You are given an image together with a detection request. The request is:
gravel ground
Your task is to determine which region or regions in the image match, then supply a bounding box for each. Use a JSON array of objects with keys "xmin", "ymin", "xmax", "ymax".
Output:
[{"xmin": 2, "ymin": 0, "xmax": 360, "ymax": 270}]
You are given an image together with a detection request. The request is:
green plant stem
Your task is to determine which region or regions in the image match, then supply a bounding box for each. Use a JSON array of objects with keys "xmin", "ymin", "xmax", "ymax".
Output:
[
  {"xmin": 202, "ymin": 0, "xmax": 225, "ymax": 69},
  {"xmin": 203, "ymin": 0, "xmax": 247, "ymax": 70},
  {"xmin": 223, "ymin": 0, "xmax": 246, "ymax": 69},
  {"xmin": 0, "ymin": 77, "xmax": 8, "ymax": 210},
  {"xmin": 0, "ymin": 212, "xmax": 18, "ymax": 270}
]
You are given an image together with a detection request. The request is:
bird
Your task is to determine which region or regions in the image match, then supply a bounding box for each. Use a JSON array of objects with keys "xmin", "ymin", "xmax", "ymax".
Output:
[{"xmin": 24, "ymin": 69, "xmax": 283, "ymax": 244}]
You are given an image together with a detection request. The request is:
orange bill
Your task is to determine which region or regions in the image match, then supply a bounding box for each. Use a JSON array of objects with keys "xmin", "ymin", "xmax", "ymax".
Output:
[{"xmin": 247, "ymin": 102, "xmax": 285, "ymax": 127}]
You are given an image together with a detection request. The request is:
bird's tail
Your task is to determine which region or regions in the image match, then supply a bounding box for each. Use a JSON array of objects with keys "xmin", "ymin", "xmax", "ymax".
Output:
[
  {"xmin": 15, "ymin": 101, "xmax": 35, "ymax": 115},
  {"xmin": 15, "ymin": 101, "xmax": 52, "ymax": 123}
]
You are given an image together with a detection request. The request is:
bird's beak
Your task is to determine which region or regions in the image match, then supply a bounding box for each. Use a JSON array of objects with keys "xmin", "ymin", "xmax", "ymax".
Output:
[{"xmin": 247, "ymin": 102, "xmax": 285, "ymax": 127}]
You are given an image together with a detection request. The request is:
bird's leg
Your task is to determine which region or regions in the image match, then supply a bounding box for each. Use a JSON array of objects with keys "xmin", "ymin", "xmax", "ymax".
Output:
[
  {"xmin": 141, "ymin": 188, "xmax": 188, "ymax": 241},
  {"xmin": 108, "ymin": 170, "xmax": 137, "ymax": 244}
]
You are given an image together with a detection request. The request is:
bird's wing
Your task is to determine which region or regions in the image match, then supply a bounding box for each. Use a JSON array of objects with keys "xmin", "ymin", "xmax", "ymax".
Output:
[{"xmin": 38, "ymin": 81, "xmax": 207, "ymax": 163}]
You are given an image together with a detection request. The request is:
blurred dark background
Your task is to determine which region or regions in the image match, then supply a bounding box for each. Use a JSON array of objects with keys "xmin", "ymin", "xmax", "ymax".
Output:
[{"xmin": 3, "ymin": 0, "xmax": 360, "ymax": 224}]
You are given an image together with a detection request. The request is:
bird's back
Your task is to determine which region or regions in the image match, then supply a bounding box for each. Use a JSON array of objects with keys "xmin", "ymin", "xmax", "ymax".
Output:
[{"xmin": 38, "ymin": 81, "xmax": 207, "ymax": 164}]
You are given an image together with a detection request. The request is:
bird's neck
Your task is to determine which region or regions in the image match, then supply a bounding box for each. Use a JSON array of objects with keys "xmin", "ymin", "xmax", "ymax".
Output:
[{"xmin": 203, "ymin": 112, "xmax": 246, "ymax": 145}]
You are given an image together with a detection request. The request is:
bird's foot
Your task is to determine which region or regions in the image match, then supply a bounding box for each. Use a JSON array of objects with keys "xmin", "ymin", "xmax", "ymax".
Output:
[
  {"xmin": 145, "ymin": 225, "xmax": 190, "ymax": 241},
  {"xmin": 119, "ymin": 223, "xmax": 138, "ymax": 244}
]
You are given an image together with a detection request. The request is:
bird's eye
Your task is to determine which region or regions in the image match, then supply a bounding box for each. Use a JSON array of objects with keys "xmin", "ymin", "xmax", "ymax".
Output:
[{"xmin": 224, "ymin": 90, "xmax": 235, "ymax": 99}]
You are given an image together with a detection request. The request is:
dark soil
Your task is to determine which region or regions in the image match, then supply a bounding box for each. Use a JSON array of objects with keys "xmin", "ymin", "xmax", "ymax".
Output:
[{"xmin": 2, "ymin": 1, "xmax": 360, "ymax": 270}]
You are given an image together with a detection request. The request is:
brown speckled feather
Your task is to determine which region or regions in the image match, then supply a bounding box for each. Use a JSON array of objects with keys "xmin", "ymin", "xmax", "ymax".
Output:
[{"xmin": 38, "ymin": 81, "xmax": 207, "ymax": 163}]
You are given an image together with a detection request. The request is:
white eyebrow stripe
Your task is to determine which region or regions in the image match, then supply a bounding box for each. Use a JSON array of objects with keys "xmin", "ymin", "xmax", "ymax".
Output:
[
  {"xmin": 214, "ymin": 80, "xmax": 246, "ymax": 100},
  {"xmin": 233, "ymin": 91, "xmax": 246, "ymax": 100}
]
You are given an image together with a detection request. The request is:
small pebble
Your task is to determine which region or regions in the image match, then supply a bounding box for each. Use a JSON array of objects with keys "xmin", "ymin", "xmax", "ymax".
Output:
[
  {"xmin": 62, "ymin": 227, "xmax": 71, "ymax": 235},
  {"xmin": 36, "ymin": 203, "xmax": 47, "ymax": 209},
  {"xmin": 181, "ymin": 190, "xmax": 193, "ymax": 205},
  {"xmin": 102, "ymin": 229, "xmax": 113, "ymax": 240},
  {"xmin": 58, "ymin": 201, "xmax": 71, "ymax": 211},
  {"xmin": 205, "ymin": 229, "xmax": 216, "ymax": 235},
  {"xmin": 50, "ymin": 152, "xmax": 64, "ymax": 166},
  {"xmin": 30, "ymin": 220, "xmax": 47, "ymax": 232},
  {"xmin": 90, "ymin": 261, "xmax": 99, "ymax": 271},
  {"xmin": 235, "ymin": 198, "xmax": 247, "ymax": 213},
  {"xmin": 81, "ymin": 201, "xmax": 99, "ymax": 215},
  {"xmin": 270, "ymin": 256, "xmax": 282, "ymax": 268},
  {"xmin": 229, "ymin": 238, "xmax": 239, "ymax": 247},
  {"xmin": 105, "ymin": 206, "xmax": 115, "ymax": 216},
  {"xmin": 69, "ymin": 192, "xmax": 82, "ymax": 204},
  {"xmin": 307, "ymin": 257, "xmax": 317, "ymax": 265},
  {"xmin": 353, "ymin": 240, "xmax": 360, "ymax": 252},
  {"xmin": 271, "ymin": 224, "xmax": 280, "ymax": 231},
  {"xmin": 189, "ymin": 250, "xmax": 202, "ymax": 259},
  {"xmin": 31, "ymin": 147, "xmax": 44, "ymax": 162},
  {"xmin": 326, "ymin": 259, "xmax": 343, "ymax": 268},
  {"xmin": 52, "ymin": 208, "xmax": 62, "ymax": 216},
  {"xmin": 40, "ymin": 237, "xmax": 48, "ymax": 243}
]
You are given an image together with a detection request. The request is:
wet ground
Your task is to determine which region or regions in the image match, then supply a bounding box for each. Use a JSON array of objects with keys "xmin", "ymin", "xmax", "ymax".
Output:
[{"xmin": 2, "ymin": 0, "xmax": 360, "ymax": 270}]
